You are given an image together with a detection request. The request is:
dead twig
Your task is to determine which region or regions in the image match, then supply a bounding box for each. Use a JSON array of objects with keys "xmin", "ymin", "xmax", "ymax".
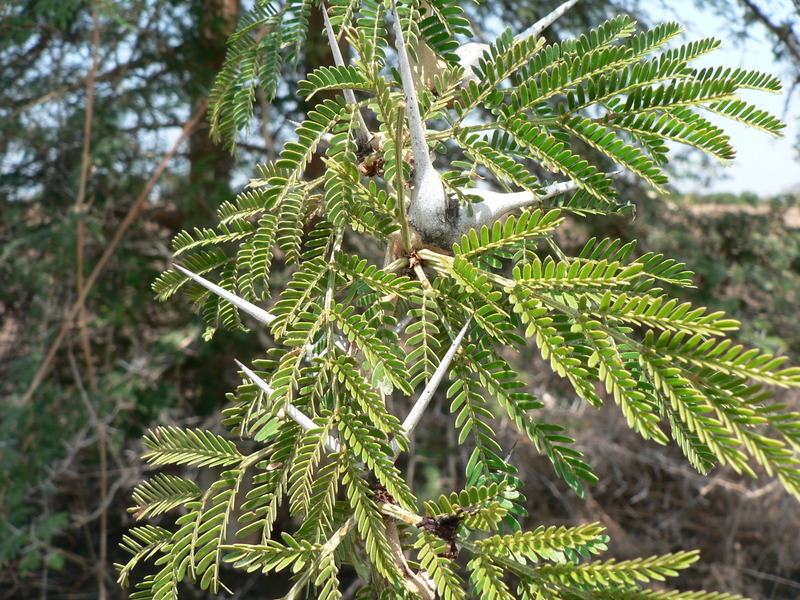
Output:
[
  {"xmin": 66, "ymin": 340, "xmax": 107, "ymax": 600},
  {"xmin": 75, "ymin": 5, "xmax": 101, "ymax": 396},
  {"xmin": 21, "ymin": 99, "xmax": 209, "ymax": 406}
]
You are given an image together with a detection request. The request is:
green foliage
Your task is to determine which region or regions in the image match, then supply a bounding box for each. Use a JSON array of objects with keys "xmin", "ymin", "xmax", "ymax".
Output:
[
  {"xmin": 209, "ymin": 0, "xmax": 314, "ymax": 151},
  {"xmin": 121, "ymin": 2, "xmax": 799, "ymax": 599}
]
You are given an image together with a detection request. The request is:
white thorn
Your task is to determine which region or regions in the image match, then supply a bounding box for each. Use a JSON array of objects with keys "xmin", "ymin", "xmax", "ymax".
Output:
[
  {"xmin": 391, "ymin": 0, "xmax": 450, "ymax": 243},
  {"xmin": 514, "ymin": 0, "xmax": 581, "ymax": 42},
  {"xmin": 540, "ymin": 179, "xmax": 581, "ymax": 200},
  {"xmin": 391, "ymin": 0, "xmax": 434, "ymax": 175},
  {"xmin": 391, "ymin": 318, "xmax": 471, "ymax": 455},
  {"xmin": 174, "ymin": 264, "xmax": 276, "ymax": 326},
  {"xmin": 393, "ymin": 315, "xmax": 414, "ymax": 333},
  {"xmin": 236, "ymin": 359, "xmax": 341, "ymax": 453},
  {"xmin": 321, "ymin": 1, "xmax": 371, "ymax": 144},
  {"xmin": 448, "ymin": 171, "xmax": 621, "ymax": 244},
  {"xmin": 459, "ymin": 189, "xmax": 537, "ymax": 229},
  {"xmin": 455, "ymin": 0, "xmax": 580, "ymax": 86}
]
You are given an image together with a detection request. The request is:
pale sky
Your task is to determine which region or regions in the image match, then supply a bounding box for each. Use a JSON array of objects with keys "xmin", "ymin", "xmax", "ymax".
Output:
[{"xmin": 645, "ymin": 1, "xmax": 800, "ymax": 197}]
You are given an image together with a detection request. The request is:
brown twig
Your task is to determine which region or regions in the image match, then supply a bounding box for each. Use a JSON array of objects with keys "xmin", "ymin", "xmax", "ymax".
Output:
[
  {"xmin": 9, "ymin": 44, "xmax": 182, "ymax": 120},
  {"xmin": 75, "ymin": 6, "xmax": 101, "ymax": 396},
  {"xmin": 20, "ymin": 99, "xmax": 209, "ymax": 406},
  {"xmin": 739, "ymin": 0, "xmax": 800, "ymax": 65},
  {"xmin": 741, "ymin": 567, "xmax": 800, "ymax": 591},
  {"xmin": 65, "ymin": 346, "xmax": 107, "ymax": 600},
  {"xmin": 255, "ymin": 87, "xmax": 276, "ymax": 164}
]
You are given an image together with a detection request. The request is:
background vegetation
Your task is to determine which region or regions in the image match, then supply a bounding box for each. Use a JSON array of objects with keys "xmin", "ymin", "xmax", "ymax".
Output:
[{"xmin": 1, "ymin": 0, "xmax": 799, "ymax": 598}]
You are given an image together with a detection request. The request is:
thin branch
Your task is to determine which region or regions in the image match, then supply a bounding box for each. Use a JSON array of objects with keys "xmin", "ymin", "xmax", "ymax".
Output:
[
  {"xmin": 390, "ymin": 317, "xmax": 471, "ymax": 455},
  {"xmin": 376, "ymin": 501, "xmax": 422, "ymax": 525},
  {"xmin": 392, "ymin": 315, "xmax": 414, "ymax": 333},
  {"xmin": 20, "ymin": 101, "xmax": 208, "ymax": 406},
  {"xmin": 75, "ymin": 6, "xmax": 102, "ymax": 396},
  {"xmin": 9, "ymin": 43, "xmax": 183, "ymax": 120},
  {"xmin": 741, "ymin": 567, "xmax": 800, "ymax": 591},
  {"xmin": 256, "ymin": 87, "xmax": 277, "ymax": 164},
  {"xmin": 738, "ymin": 0, "xmax": 800, "ymax": 65},
  {"xmin": 235, "ymin": 360, "xmax": 341, "ymax": 453},
  {"xmin": 385, "ymin": 519, "xmax": 435, "ymax": 600},
  {"xmin": 65, "ymin": 345, "xmax": 113, "ymax": 526},
  {"xmin": 173, "ymin": 264, "xmax": 277, "ymax": 326},
  {"xmin": 321, "ymin": 1, "xmax": 371, "ymax": 144},
  {"xmin": 66, "ymin": 344, "xmax": 105, "ymax": 600}
]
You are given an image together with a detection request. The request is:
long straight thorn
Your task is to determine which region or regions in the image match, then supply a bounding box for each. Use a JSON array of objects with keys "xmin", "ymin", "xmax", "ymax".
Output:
[
  {"xmin": 391, "ymin": 317, "xmax": 472, "ymax": 456},
  {"xmin": 391, "ymin": 0, "xmax": 433, "ymax": 175},
  {"xmin": 174, "ymin": 264, "xmax": 276, "ymax": 326},
  {"xmin": 452, "ymin": 170, "xmax": 624, "ymax": 237},
  {"xmin": 515, "ymin": 0, "xmax": 581, "ymax": 42},
  {"xmin": 235, "ymin": 359, "xmax": 341, "ymax": 453},
  {"xmin": 391, "ymin": 0, "xmax": 450, "ymax": 245},
  {"xmin": 321, "ymin": 1, "xmax": 371, "ymax": 144}
]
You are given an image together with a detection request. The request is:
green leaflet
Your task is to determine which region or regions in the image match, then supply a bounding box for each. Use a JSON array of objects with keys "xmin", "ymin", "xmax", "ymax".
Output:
[{"xmin": 209, "ymin": 0, "xmax": 313, "ymax": 152}]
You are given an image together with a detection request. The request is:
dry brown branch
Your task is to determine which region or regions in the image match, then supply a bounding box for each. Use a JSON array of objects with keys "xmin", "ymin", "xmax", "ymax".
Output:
[
  {"xmin": 65, "ymin": 345, "xmax": 105, "ymax": 600},
  {"xmin": 75, "ymin": 6, "xmax": 102, "ymax": 397},
  {"xmin": 8, "ymin": 44, "xmax": 182, "ymax": 120},
  {"xmin": 739, "ymin": 0, "xmax": 800, "ymax": 65},
  {"xmin": 20, "ymin": 99, "xmax": 209, "ymax": 406}
]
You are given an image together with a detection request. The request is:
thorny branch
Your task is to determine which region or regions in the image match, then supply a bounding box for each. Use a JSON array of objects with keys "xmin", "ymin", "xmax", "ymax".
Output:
[
  {"xmin": 172, "ymin": 2, "xmax": 596, "ymax": 594},
  {"xmin": 391, "ymin": 0, "xmax": 585, "ymax": 249}
]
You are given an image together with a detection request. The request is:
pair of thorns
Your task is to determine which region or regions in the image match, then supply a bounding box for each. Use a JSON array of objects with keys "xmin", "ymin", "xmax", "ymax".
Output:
[
  {"xmin": 177, "ymin": 0, "xmax": 585, "ymax": 461},
  {"xmin": 324, "ymin": 0, "xmax": 587, "ymax": 250}
]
